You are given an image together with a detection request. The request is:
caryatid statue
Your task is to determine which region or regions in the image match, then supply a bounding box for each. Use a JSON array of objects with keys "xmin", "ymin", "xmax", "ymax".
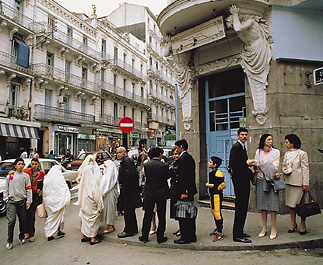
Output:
[
  {"xmin": 164, "ymin": 40, "xmax": 195, "ymax": 131},
  {"xmin": 227, "ymin": 5, "xmax": 272, "ymax": 125}
]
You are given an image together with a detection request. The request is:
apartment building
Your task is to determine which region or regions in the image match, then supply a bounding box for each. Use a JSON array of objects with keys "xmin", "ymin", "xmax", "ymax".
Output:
[
  {"xmin": 0, "ymin": 0, "xmax": 163, "ymax": 159},
  {"xmin": 107, "ymin": 3, "xmax": 176, "ymax": 147}
]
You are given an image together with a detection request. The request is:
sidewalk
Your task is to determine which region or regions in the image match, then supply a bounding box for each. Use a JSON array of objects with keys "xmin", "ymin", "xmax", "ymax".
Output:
[{"xmin": 101, "ymin": 203, "xmax": 323, "ymax": 251}]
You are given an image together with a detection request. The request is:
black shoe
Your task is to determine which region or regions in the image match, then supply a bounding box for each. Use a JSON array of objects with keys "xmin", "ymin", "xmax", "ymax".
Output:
[
  {"xmin": 90, "ymin": 238, "xmax": 101, "ymax": 245},
  {"xmin": 300, "ymin": 230, "xmax": 307, "ymax": 235},
  {"xmin": 57, "ymin": 231, "xmax": 65, "ymax": 237},
  {"xmin": 157, "ymin": 237, "xmax": 168, "ymax": 244},
  {"xmin": 243, "ymin": 233, "xmax": 250, "ymax": 238},
  {"xmin": 288, "ymin": 224, "xmax": 298, "ymax": 233},
  {"xmin": 118, "ymin": 232, "xmax": 135, "ymax": 238},
  {"xmin": 139, "ymin": 236, "xmax": 148, "ymax": 243},
  {"xmin": 233, "ymin": 237, "xmax": 252, "ymax": 243},
  {"xmin": 174, "ymin": 239, "xmax": 190, "ymax": 244},
  {"xmin": 190, "ymin": 237, "xmax": 197, "ymax": 243},
  {"xmin": 81, "ymin": 237, "xmax": 91, "ymax": 242},
  {"xmin": 47, "ymin": 236, "xmax": 54, "ymax": 241}
]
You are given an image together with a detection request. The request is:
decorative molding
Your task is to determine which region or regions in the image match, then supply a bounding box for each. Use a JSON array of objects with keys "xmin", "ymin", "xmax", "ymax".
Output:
[{"xmin": 197, "ymin": 55, "xmax": 241, "ymax": 75}]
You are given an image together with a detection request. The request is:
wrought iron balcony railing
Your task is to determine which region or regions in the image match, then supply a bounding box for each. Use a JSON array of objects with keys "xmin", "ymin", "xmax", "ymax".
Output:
[
  {"xmin": 0, "ymin": 2, "xmax": 36, "ymax": 32},
  {"xmin": 149, "ymin": 89, "xmax": 175, "ymax": 106},
  {"xmin": 34, "ymin": 104, "xmax": 95, "ymax": 124},
  {"xmin": 0, "ymin": 104, "xmax": 30, "ymax": 121},
  {"xmin": 109, "ymin": 59, "xmax": 146, "ymax": 81},
  {"xmin": 100, "ymin": 81, "xmax": 149, "ymax": 106},
  {"xmin": 0, "ymin": 51, "xmax": 33, "ymax": 75},
  {"xmin": 33, "ymin": 64, "xmax": 100, "ymax": 93}
]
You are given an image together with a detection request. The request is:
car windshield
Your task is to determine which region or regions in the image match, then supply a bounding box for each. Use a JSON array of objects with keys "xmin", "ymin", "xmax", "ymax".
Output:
[
  {"xmin": 78, "ymin": 153, "xmax": 88, "ymax": 160},
  {"xmin": 0, "ymin": 162, "xmax": 14, "ymax": 178}
]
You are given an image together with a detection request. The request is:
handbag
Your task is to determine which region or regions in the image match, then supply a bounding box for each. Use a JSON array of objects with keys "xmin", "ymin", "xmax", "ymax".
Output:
[
  {"xmin": 37, "ymin": 203, "xmax": 48, "ymax": 218},
  {"xmin": 296, "ymin": 191, "xmax": 321, "ymax": 218}
]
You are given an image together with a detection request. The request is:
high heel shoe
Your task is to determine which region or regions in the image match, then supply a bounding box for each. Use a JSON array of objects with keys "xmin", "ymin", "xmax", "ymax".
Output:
[
  {"xmin": 270, "ymin": 232, "xmax": 277, "ymax": 240},
  {"xmin": 258, "ymin": 229, "xmax": 268, "ymax": 238},
  {"xmin": 288, "ymin": 223, "xmax": 297, "ymax": 233}
]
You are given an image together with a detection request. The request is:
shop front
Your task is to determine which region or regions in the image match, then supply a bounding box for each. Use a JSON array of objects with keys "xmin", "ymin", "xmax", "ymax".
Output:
[
  {"xmin": 94, "ymin": 128, "xmax": 122, "ymax": 152},
  {"xmin": 52, "ymin": 124, "xmax": 79, "ymax": 158}
]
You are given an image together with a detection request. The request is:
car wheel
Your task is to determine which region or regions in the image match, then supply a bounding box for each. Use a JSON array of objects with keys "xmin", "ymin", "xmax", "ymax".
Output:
[{"xmin": 0, "ymin": 199, "xmax": 6, "ymax": 215}]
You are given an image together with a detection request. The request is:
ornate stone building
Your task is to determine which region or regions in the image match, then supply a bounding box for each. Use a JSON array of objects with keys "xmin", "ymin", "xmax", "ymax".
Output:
[{"xmin": 158, "ymin": 0, "xmax": 323, "ymax": 212}]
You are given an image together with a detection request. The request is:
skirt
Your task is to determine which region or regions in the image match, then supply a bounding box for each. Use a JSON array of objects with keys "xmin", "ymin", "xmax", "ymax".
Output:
[
  {"xmin": 255, "ymin": 178, "xmax": 279, "ymax": 212},
  {"xmin": 285, "ymin": 184, "xmax": 303, "ymax": 208}
]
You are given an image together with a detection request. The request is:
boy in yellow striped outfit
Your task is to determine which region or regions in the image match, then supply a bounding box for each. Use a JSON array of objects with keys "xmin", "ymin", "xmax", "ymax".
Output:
[{"xmin": 206, "ymin": 156, "xmax": 226, "ymax": 241}]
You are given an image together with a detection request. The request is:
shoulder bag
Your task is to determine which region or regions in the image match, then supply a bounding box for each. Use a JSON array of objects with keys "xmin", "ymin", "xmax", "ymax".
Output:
[
  {"xmin": 296, "ymin": 191, "xmax": 321, "ymax": 218},
  {"xmin": 37, "ymin": 203, "xmax": 48, "ymax": 218}
]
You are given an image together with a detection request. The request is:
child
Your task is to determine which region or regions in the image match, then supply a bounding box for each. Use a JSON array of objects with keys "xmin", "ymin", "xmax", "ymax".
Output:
[
  {"xmin": 3, "ymin": 158, "xmax": 32, "ymax": 250},
  {"xmin": 206, "ymin": 156, "xmax": 226, "ymax": 241}
]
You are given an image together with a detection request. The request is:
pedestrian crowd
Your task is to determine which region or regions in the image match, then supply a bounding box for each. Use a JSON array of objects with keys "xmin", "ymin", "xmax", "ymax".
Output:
[{"xmin": 3, "ymin": 129, "xmax": 311, "ymax": 249}]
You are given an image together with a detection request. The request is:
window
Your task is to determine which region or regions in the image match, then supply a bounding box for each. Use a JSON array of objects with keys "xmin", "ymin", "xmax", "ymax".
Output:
[
  {"xmin": 149, "ymin": 57, "xmax": 152, "ymax": 66},
  {"xmin": 82, "ymin": 67, "xmax": 88, "ymax": 88},
  {"xmin": 132, "ymin": 58, "xmax": 135, "ymax": 72},
  {"xmin": 149, "ymin": 36, "xmax": 152, "ymax": 43},
  {"xmin": 101, "ymin": 39, "xmax": 106, "ymax": 59},
  {"xmin": 140, "ymin": 64, "xmax": 143, "ymax": 73},
  {"xmin": 81, "ymin": 99, "xmax": 86, "ymax": 121},
  {"xmin": 131, "ymin": 83, "xmax": 135, "ymax": 94},
  {"xmin": 114, "ymin": 46, "xmax": 118, "ymax": 62},
  {"xmin": 65, "ymin": 60, "xmax": 71, "ymax": 82},
  {"xmin": 9, "ymin": 83, "xmax": 20, "ymax": 106},
  {"xmin": 114, "ymin": 103, "xmax": 118, "ymax": 121},
  {"xmin": 46, "ymin": 52, "xmax": 54, "ymax": 76},
  {"xmin": 132, "ymin": 108, "xmax": 135, "ymax": 120},
  {"xmin": 156, "ymin": 62, "xmax": 158, "ymax": 70},
  {"xmin": 123, "ymin": 79, "xmax": 126, "ymax": 90},
  {"xmin": 100, "ymin": 98, "xmax": 105, "ymax": 118},
  {"xmin": 82, "ymin": 36, "xmax": 88, "ymax": 53},
  {"xmin": 141, "ymin": 111, "xmax": 143, "ymax": 126},
  {"xmin": 113, "ymin": 74, "xmax": 117, "ymax": 87},
  {"xmin": 150, "ymin": 81, "xmax": 153, "ymax": 90},
  {"xmin": 101, "ymin": 69, "xmax": 105, "ymax": 82},
  {"xmin": 48, "ymin": 16, "xmax": 55, "ymax": 34},
  {"xmin": 67, "ymin": 26, "xmax": 73, "ymax": 44},
  {"xmin": 12, "ymin": 37, "xmax": 30, "ymax": 68},
  {"xmin": 141, "ymin": 87, "xmax": 144, "ymax": 97},
  {"xmin": 123, "ymin": 53, "xmax": 127, "ymax": 63},
  {"xmin": 123, "ymin": 106, "xmax": 126, "ymax": 117}
]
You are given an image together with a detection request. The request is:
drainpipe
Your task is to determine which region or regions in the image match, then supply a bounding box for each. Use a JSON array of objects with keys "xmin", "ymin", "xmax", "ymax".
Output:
[{"xmin": 175, "ymin": 83, "xmax": 178, "ymax": 141}]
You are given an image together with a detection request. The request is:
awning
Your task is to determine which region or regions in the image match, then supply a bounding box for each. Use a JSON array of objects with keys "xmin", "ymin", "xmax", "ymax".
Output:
[{"xmin": 0, "ymin": 124, "xmax": 39, "ymax": 139}]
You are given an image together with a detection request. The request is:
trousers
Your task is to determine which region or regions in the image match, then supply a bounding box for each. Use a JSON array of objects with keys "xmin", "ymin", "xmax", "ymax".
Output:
[{"xmin": 7, "ymin": 199, "xmax": 27, "ymax": 243}]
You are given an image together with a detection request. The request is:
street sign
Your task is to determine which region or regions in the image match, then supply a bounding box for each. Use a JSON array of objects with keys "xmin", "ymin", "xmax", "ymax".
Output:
[
  {"xmin": 314, "ymin": 67, "xmax": 323, "ymax": 85},
  {"xmin": 118, "ymin": 117, "xmax": 134, "ymax": 133}
]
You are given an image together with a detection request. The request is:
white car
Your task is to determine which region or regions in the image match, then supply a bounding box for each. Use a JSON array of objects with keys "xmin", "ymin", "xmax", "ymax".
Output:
[{"xmin": 0, "ymin": 158, "xmax": 78, "ymax": 215}]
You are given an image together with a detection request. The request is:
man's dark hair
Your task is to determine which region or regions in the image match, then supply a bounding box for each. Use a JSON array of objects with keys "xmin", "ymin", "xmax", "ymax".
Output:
[
  {"xmin": 31, "ymin": 158, "xmax": 40, "ymax": 163},
  {"xmin": 30, "ymin": 148, "xmax": 33, "ymax": 151},
  {"xmin": 148, "ymin": 146, "xmax": 163, "ymax": 159},
  {"xmin": 285, "ymin": 134, "xmax": 301, "ymax": 149},
  {"xmin": 210, "ymin": 156, "xmax": 222, "ymax": 168},
  {"xmin": 13, "ymin": 158, "xmax": 24, "ymax": 166},
  {"xmin": 138, "ymin": 147, "xmax": 143, "ymax": 152},
  {"xmin": 237, "ymin": 127, "xmax": 248, "ymax": 135},
  {"xmin": 258, "ymin": 134, "xmax": 272, "ymax": 149},
  {"xmin": 175, "ymin": 139, "xmax": 188, "ymax": 151}
]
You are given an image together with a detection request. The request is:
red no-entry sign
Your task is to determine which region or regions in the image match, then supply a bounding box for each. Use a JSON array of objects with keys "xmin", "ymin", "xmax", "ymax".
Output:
[{"xmin": 119, "ymin": 117, "xmax": 134, "ymax": 133}]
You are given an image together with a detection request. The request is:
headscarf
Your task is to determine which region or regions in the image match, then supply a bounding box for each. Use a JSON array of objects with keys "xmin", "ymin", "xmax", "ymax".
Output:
[
  {"xmin": 100, "ymin": 160, "xmax": 119, "ymax": 196},
  {"xmin": 43, "ymin": 165, "xmax": 71, "ymax": 212},
  {"xmin": 77, "ymin": 154, "xmax": 100, "ymax": 183}
]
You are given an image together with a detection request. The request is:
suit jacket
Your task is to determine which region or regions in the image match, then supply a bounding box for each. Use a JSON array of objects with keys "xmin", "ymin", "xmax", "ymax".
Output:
[
  {"xmin": 142, "ymin": 158, "xmax": 170, "ymax": 201},
  {"xmin": 118, "ymin": 155, "xmax": 141, "ymax": 206},
  {"xmin": 175, "ymin": 151, "xmax": 197, "ymax": 199},
  {"xmin": 283, "ymin": 149, "xmax": 309, "ymax": 186},
  {"xmin": 229, "ymin": 141, "xmax": 253, "ymax": 181}
]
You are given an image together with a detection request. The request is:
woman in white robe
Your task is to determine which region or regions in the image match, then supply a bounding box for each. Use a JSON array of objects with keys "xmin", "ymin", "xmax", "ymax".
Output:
[
  {"xmin": 100, "ymin": 160, "xmax": 119, "ymax": 234},
  {"xmin": 77, "ymin": 155, "xmax": 103, "ymax": 245},
  {"xmin": 43, "ymin": 165, "xmax": 71, "ymax": 241}
]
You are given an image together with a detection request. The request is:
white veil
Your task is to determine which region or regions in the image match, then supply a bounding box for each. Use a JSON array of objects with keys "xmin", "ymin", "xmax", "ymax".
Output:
[
  {"xmin": 43, "ymin": 165, "xmax": 71, "ymax": 213},
  {"xmin": 77, "ymin": 154, "xmax": 100, "ymax": 183},
  {"xmin": 100, "ymin": 160, "xmax": 119, "ymax": 196}
]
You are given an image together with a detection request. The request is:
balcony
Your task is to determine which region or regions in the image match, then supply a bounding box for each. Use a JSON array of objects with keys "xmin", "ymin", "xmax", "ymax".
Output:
[
  {"xmin": 99, "ymin": 114, "xmax": 118, "ymax": 126},
  {"xmin": 34, "ymin": 104, "xmax": 95, "ymax": 124},
  {"xmin": 0, "ymin": 51, "xmax": 33, "ymax": 76},
  {"xmin": 149, "ymin": 89, "xmax": 175, "ymax": 106},
  {"xmin": 33, "ymin": 64, "xmax": 100, "ymax": 94},
  {"xmin": 100, "ymin": 81, "xmax": 149, "ymax": 106},
  {"xmin": 134, "ymin": 122, "xmax": 148, "ymax": 130},
  {"xmin": 147, "ymin": 66, "xmax": 174, "ymax": 86},
  {"xmin": 0, "ymin": 104, "xmax": 30, "ymax": 121},
  {"xmin": 147, "ymin": 113, "xmax": 175, "ymax": 126},
  {"xmin": 35, "ymin": 24, "xmax": 101, "ymax": 62},
  {"xmin": 0, "ymin": 2, "xmax": 36, "ymax": 33},
  {"xmin": 109, "ymin": 59, "xmax": 146, "ymax": 82}
]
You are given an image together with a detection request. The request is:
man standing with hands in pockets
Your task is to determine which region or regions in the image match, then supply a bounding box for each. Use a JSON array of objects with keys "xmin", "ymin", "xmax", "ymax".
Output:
[{"xmin": 229, "ymin": 128, "xmax": 255, "ymax": 243}]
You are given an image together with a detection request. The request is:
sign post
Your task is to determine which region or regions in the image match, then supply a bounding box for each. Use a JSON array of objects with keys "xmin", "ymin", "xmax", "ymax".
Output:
[{"xmin": 118, "ymin": 117, "xmax": 134, "ymax": 151}]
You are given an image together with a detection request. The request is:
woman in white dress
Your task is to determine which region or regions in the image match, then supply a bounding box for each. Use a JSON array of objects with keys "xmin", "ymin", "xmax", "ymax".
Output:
[
  {"xmin": 77, "ymin": 155, "xmax": 103, "ymax": 245},
  {"xmin": 100, "ymin": 160, "xmax": 119, "ymax": 234},
  {"xmin": 254, "ymin": 134, "xmax": 280, "ymax": 240},
  {"xmin": 43, "ymin": 165, "xmax": 71, "ymax": 241}
]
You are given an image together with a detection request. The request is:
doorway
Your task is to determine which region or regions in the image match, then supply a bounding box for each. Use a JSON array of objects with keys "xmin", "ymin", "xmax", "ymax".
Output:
[{"xmin": 205, "ymin": 68, "xmax": 246, "ymax": 196}]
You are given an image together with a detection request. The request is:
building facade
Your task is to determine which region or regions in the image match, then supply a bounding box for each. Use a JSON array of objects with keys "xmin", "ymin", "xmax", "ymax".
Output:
[
  {"xmin": 158, "ymin": 0, "xmax": 323, "ymax": 212},
  {"xmin": 0, "ymin": 0, "xmax": 176, "ymax": 159}
]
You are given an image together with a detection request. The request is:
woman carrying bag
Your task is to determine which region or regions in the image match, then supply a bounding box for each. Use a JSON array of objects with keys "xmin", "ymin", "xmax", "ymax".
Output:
[{"xmin": 283, "ymin": 134, "xmax": 309, "ymax": 235}]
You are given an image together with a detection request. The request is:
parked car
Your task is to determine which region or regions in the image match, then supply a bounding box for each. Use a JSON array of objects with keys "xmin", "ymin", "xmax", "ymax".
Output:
[
  {"xmin": 0, "ymin": 158, "xmax": 78, "ymax": 215},
  {"xmin": 66, "ymin": 151, "xmax": 111, "ymax": 171}
]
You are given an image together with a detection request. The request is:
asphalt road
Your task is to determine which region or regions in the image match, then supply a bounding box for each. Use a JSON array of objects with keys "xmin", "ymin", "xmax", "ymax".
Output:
[{"xmin": 1, "ymin": 194, "xmax": 323, "ymax": 265}]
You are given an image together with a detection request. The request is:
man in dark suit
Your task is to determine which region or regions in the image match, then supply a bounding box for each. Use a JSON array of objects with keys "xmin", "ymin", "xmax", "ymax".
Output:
[
  {"xmin": 174, "ymin": 139, "xmax": 198, "ymax": 244},
  {"xmin": 229, "ymin": 128, "xmax": 254, "ymax": 243},
  {"xmin": 139, "ymin": 146, "xmax": 169, "ymax": 244},
  {"xmin": 117, "ymin": 147, "xmax": 141, "ymax": 238}
]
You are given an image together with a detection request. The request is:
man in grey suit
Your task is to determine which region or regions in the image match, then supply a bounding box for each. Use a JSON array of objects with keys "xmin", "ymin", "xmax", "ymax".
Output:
[{"xmin": 139, "ymin": 146, "xmax": 169, "ymax": 244}]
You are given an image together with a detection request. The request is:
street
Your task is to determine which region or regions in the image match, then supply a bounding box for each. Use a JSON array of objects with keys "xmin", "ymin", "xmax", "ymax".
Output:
[{"xmin": 1, "ymin": 195, "xmax": 323, "ymax": 265}]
